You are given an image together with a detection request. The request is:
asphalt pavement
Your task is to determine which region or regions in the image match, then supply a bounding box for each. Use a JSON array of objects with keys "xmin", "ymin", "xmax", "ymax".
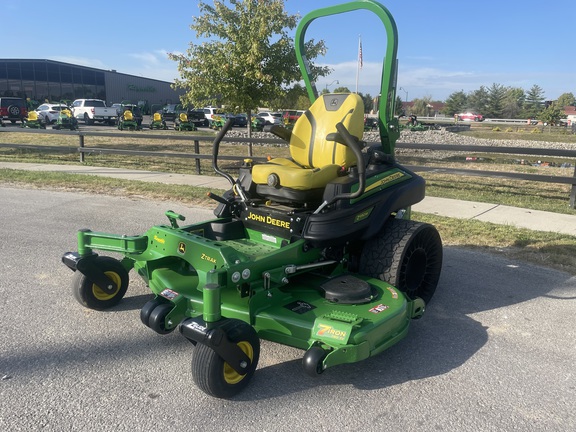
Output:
[
  {"xmin": 1, "ymin": 188, "xmax": 575, "ymax": 431},
  {"xmin": 1, "ymin": 161, "xmax": 575, "ymax": 237}
]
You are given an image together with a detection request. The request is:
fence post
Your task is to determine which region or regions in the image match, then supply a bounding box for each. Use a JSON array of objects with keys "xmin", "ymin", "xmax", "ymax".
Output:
[
  {"xmin": 194, "ymin": 140, "xmax": 201, "ymax": 174},
  {"xmin": 570, "ymin": 165, "xmax": 576, "ymax": 209},
  {"xmin": 79, "ymin": 134, "xmax": 85, "ymax": 163}
]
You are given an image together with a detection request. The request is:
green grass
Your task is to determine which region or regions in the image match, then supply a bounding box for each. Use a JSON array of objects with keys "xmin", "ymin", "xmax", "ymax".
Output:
[
  {"xmin": 0, "ymin": 168, "xmax": 221, "ymax": 206},
  {"xmin": 458, "ymin": 126, "xmax": 576, "ymax": 143},
  {"xmin": 416, "ymin": 213, "xmax": 576, "ymax": 274},
  {"xmin": 1, "ymin": 127, "xmax": 576, "ymax": 274},
  {"xmin": 2, "ymin": 168, "xmax": 575, "ymax": 275}
]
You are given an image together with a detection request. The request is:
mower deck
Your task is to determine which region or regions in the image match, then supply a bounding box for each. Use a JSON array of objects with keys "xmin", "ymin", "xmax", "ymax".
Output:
[{"xmin": 67, "ymin": 214, "xmax": 423, "ymax": 373}]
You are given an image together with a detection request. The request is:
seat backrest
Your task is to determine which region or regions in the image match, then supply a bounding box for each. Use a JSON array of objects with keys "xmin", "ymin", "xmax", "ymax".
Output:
[
  {"xmin": 124, "ymin": 110, "xmax": 133, "ymax": 121},
  {"xmin": 179, "ymin": 112, "xmax": 188, "ymax": 122},
  {"xmin": 289, "ymin": 93, "xmax": 364, "ymax": 168},
  {"xmin": 153, "ymin": 112, "xmax": 162, "ymax": 121},
  {"xmin": 28, "ymin": 111, "xmax": 38, "ymax": 121},
  {"xmin": 61, "ymin": 109, "xmax": 71, "ymax": 118}
]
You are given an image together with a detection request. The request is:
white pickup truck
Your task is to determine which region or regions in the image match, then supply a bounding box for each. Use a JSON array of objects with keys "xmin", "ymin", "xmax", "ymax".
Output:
[{"xmin": 72, "ymin": 99, "xmax": 117, "ymax": 125}]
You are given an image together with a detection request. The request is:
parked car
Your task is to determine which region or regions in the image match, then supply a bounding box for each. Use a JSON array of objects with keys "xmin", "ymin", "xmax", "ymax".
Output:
[
  {"xmin": 35, "ymin": 103, "xmax": 69, "ymax": 124},
  {"xmin": 256, "ymin": 112, "xmax": 282, "ymax": 125},
  {"xmin": 203, "ymin": 107, "xmax": 225, "ymax": 126},
  {"xmin": 186, "ymin": 108, "xmax": 209, "ymax": 127},
  {"xmin": 72, "ymin": 99, "xmax": 117, "ymax": 125},
  {"xmin": 224, "ymin": 113, "xmax": 248, "ymax": 127},
  {"xmin": 282, "ymin": 109, "xmax": 304, "ymax": 123},
  {"xmin": 0, "ymin": 97, "xmax": 27, "ymax": 124},
  {"xmin": 234, "ymin": 113, "xmax": 248, "ymax": 127},
  {"xmin": 457, "ymin": 112, "xmax": 484, "ymax": 122}
]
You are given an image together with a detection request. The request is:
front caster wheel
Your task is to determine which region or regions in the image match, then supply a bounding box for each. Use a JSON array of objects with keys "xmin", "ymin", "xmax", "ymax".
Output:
[
  {"xmin": 148, "ymin": 303, "xmax": 174, "ymax": 334},
  {"xmin": 303, "ymin": 346, "xmax": 327, "ymax": 377},
  {"xmin": 191, "ymin": 320, "xmax": 260, "ymax": 398},
  {"xmin": 72, "ymin": 256, "xmax": 129, "ymax": 310},
  {"xmin": 140, "ymin": 299, "xmax": 161, "ymax": 326}
]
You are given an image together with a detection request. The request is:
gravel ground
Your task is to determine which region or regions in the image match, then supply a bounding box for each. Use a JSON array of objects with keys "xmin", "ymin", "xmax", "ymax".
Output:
[
  {"xmin": 223, "ymin": 128, "xmax": 576, "ymax": 163},
  {"xmin": 225, "ymin": 128, "xmax": 576, "ymax": 151}
]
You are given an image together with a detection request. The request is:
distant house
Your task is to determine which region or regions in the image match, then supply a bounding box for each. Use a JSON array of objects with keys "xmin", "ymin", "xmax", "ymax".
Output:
[{"xmin": 564, "ymin": 105, "xmax": 576, "ymax": 125}]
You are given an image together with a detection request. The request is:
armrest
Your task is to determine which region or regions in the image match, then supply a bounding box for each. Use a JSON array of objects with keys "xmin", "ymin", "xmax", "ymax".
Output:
[
  {"xmin": 264, "ymin": 124, "xmax": 292, "ymax": 142},
  {"xmin": 326, "ymin": 132, "xmax": 364, "ymax": 148}
]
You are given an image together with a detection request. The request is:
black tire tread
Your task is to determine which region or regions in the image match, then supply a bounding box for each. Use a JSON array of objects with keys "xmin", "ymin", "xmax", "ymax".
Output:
[
  {"xmin": 72, "ymin": 256, "xmax": 129, "ymax": 310},
  {"xmin": 191, "ymin": 320, "xmax": 259, "ymax": 398},
  {"xmin": 360, "ymin": 218, "xmax": 442, "ymax": 303}
]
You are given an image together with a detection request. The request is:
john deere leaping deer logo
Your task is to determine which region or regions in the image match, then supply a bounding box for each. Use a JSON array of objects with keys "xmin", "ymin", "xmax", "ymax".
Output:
[{"xmin": 178, "ymin": 242, "xmax": 186, "ymax": 254}]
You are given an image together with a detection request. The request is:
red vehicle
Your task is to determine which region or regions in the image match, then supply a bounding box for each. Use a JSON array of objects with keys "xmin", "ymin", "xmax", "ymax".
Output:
[
  {"xmin": 282, "ymin": 109, "xmax": 304, "ymax": 123},
  {"xmin": 0, "ymin": 97, "xmax": 28, "ymax": 124},
  {"xmin": 457, "ymin": 111, "xmax": 484, "ymax": 122}
]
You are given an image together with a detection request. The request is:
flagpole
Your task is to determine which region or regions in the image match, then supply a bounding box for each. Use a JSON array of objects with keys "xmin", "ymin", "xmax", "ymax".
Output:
[{"xmin": 355, "ymin": 35, "xmax": 362, "ymax": 93}]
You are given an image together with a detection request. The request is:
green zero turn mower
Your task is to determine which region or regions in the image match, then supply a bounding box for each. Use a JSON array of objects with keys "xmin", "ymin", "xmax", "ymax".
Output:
[
  {"xmin": 52, "ymin": 107, "xmax": 78, "ymax": 131},
  {"xmin": 21, "ymin": 111, "xmax": 46, "ymax": 129},
  {"xmin": 62, "ymin": 0, "xmax": 443, "ymax": 399},
  {"xmin": 175, "ymin": 112, "xmax": 198, "ymax": 131},
  {"xmin": 149, "ymin": 111, "xmax": 168, "ymax": 130}
]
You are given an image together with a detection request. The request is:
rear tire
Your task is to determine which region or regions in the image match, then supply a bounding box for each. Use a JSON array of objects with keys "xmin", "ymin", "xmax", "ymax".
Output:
[
  {"xmin": 360, "ymin": 219, "xmax": 443, "ymax": 304},
  {"xmin": 7, "ymin": 105, "xmax": 21, "ymax": 118}
]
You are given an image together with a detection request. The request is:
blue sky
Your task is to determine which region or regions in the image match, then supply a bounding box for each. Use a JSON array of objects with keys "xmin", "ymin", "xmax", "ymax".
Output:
[{"xmin": 3, "ymin": 0, "xmax": 573, "ymax": 101}]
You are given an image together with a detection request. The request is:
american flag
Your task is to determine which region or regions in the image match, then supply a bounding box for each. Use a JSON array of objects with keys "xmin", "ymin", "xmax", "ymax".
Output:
[{"xmin": 358, "ymin": 38, "xmax": 363, "ymax": 69}]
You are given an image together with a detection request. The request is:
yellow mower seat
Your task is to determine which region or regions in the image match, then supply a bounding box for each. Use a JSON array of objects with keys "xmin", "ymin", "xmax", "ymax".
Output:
[
  {"xmin": 179, "ymin": 113, "xmax": 188, "ymax": 122},
  {"xmin": 27, "ymin": 111, "xmax": 39, "ymax": 121},
  {"xmin": 61, "ymin": 109, "xmax": 71, "ymax": 118},
  {"xmin": 123, "ymin": 110, "xmax": 134, "ymax": 121},
  {"xmin": 153, "ymin": 112, "xmax": 162, "ymax": 122},
  {"xmin": 252, "ymin": 93, "xmax": 364, "ymax": 198}
]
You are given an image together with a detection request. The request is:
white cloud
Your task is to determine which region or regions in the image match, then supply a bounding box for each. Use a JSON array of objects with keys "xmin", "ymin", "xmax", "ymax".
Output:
[
  {"xmin": 49, "ymin": 56, "xmax": 109, "ymax": 70},
  {"xmin": 128, "ymin": 52, "xmax": 161, "ymax": 65}
]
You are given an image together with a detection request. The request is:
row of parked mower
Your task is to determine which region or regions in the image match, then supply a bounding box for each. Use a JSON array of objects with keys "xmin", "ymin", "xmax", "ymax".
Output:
[
  {"xmin": 15, "ymin": 108, "xmax": 201, "ymax": 132},
  {"xmin": 118, "ymin": 110, "xmax": 200, "ymax": 132},
  {"xmin": 19, "ymin": 109, "xmax": 78, "ymax": 130}
]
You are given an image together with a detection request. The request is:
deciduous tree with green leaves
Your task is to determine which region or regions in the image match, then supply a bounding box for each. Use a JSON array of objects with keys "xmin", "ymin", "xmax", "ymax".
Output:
[
  {"xmin": 556, "ymin": 92, "xmax": 575, "ymax": 108},
  {"xmin": 394, "ymin": 95, "xmax": 404, "ymax": 116},
  {"xmin": 410, "ymin": 96, "xmax": 433, "ymax": 117},
  {"xmin": 332, "ymin": 86, "xmax": 352, "ymax": 93},
  {"xmin": 539, "ymin": 103, "xmax": 566, "ymax": 126},
  {"xmin": 169, "ymin": 0, "xmax": 330, "ymax": 146}
]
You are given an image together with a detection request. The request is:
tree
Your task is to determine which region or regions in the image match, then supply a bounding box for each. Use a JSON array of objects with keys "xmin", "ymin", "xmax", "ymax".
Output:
[
  {"xmin": 269, "ymin": 83, "xmax": 309, "ymax": 110},
  {"xmin": 394, "ymin": 95, "xmax": 404, "ymax": 116},
  {"xmin": 410, "ymin": 96, "xmax": 433, "ymax": 117},
  {"xmin": 358, "ymin": 92, "xmax": 374, "ymax": 114},
  {"xmin": 556, "ymin": 92, "xmax": 575, "ymax": 108},
  {"xmin": 467, "ymin": 86, "xmax": 489, "ymax": 114},
  {"xmin": 168, "ymin": 0, "xmax": 330, "ymax": 148},
  {"xmin": 502, "ymin": 87, "xmax": 525, "ymax": 119},
  {"xmin": 523, "ymin": 84, "xmax": 545, "ymax": 119},
  {"xmin": 484, "ymin": 83, "xmax": 507, "ymax": 118},
  {"xmin": 539, "ymin": 103, "xmax": 565, "ymax": 126},
  {"xmin": 442, "ymin": 90, "xmax": 467, "ymax": 116},
  {"xmin": 332, "ymin": 86, "xmax": 351, "ymax": 93}
]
